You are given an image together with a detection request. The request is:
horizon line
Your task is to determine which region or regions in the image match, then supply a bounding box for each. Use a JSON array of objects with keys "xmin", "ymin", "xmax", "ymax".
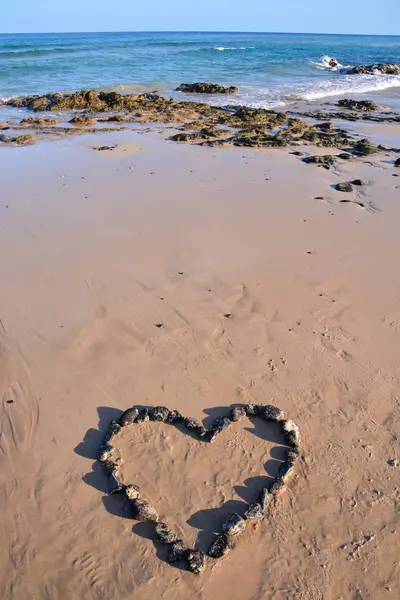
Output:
[{"xmin": 1, "ymin": 30, "xmax": 399, "ymax": 37}]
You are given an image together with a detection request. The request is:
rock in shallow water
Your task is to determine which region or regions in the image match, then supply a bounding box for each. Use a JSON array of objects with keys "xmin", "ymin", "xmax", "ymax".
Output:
[
  {"xmin": 221, "ymin": 513, "xmax": 246, "ymax": 536},
  {"xmin": 244, "ymin": 503, "xmax": 264, "ymax": 521},
  {"xmin": 208, "ymin": 533, "xmax": 232, "ymax": 558},
  {"xmin": 119, "ymin": 407, "xmax": 139, "ymax": 427},
  {"xmin": 131, "ymin": 499, "xmax": 159, "ymax": 522},
  {"xmin": 176, "ymin": 82, "xmax": 239, "ymax": 94},
  {"xmin": 187, "ymin": 550, "xmax": 206, "ymax": 574},
  {"xmin": 155, "ymin": 522, "xmax": 180, "ymax": 544}
]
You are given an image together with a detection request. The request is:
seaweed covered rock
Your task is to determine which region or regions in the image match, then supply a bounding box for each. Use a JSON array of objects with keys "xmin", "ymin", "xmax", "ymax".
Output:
[
  {"xmin": 208, "ymin": 533, "xmax": 232, "ymax": 558},
  {"xmin": 0, "ymin": 134, "xmax": 36, "ymax": 146},
  {"xmin": 176, "ymin": 83, "xmax": 238, "ymax": 94},
  {"xmin": 69, "ymin": 115, "xmax": 97, "ymax": 126},
  {"xmin": 302, "ymin": 155, "xmax": 336, "ymax": 169},
  {"xmin": 338, "ymin": 99, "xmax": 379, "ymax": 112},
  {"xmin": 348, "ymin": 63, "xmax": 400, "ymax": 75},
  {"xmin": 351, "ymin": 138, "xmax": 379, "ymax": 156},
  {"xmin": 20, "ymin": 117, "xmax": 58, "ymax": 127}
]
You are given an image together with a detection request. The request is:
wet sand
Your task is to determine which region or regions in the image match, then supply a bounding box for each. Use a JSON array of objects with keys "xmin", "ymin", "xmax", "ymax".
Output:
[{"xmin": 0, "ymin": 125, "xmax": 399, "ymax": 600}]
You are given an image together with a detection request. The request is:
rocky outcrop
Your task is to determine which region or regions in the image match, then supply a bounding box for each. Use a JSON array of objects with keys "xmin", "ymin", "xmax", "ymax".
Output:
[
  {"xmin": 176, "ymin": 82, "xmax": 238, "ymax": 94},
  {"xmin": 338, "ymin": 99, "xmax": 379, "ymax": 112},
  {"xmin": 347, "ymin": 63, "xmax": 400, "ymax": 75}
]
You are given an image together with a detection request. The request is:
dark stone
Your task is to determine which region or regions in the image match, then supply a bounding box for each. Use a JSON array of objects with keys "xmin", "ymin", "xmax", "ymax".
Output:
[
  {"xmin": 270, "ymin": 476, "xmax": 287, "ymax": 496},
  {"xmin": 347, "ymin": 63, "xmax": 400, "ymax": 76},
  {"xmin": 125, "ymin": 484, "xmax": 140, "ymax": 500},
  {"xmin": 287, "ymin": 449, "xmax": 301, "ymax": 463},
  {"xmin": 168, "ymin": 540, "xmax": 188, "ymax": 563},
  {"xmin": 167, "ymin": 409, "xmax": 184, "ymax": 424},
  {"xmin": 351, "ymin": 138, "xmax": 379, "ymax": 156},
  {"xmin": 290, "ymin": 151, "xmax": 304, "ymax": 156},
  {"xmin": 395, "ymin": 158, "xmax": 400, "ymax": 167},
  {"xmin": 109, "ymin": 468, "xmax": 124, "ymax": 494},
  {"xmin": 338, "ymin": 99, "xmax": 379, "ymax": 112},
  {"xmin": 155, "ymin": 522, "xmax": 180, "ymax": 544},
  {"xmin": 337, "ymin": 153, "xmax": 352, "ymax": 160},
  {"xmin": 258, "ymin": 488, "xmax": 270, "ymax": 510},
  {"xmin": 212, "ymin": 416, "xmax": 231, "ymax": 432},
  {"xmin": 150, "ymin": 406, "xmax": 170, "ymax": 422},
  {"xmin": 131, "ymin": 499, "xmax": 159, "ymax": 522},
  {"xmin": 221, "ymin": 513, "xmax": 246, "ymax": 536},
  {"xmin": 136, "ymin": 407, "xmax": 150, "ymax": 423},
  {"xmin": 104, "ymin": 420, "xmax": 121, "ymax": 444},
  {"xmin": 230, "ymin": 406, "xmax": 247, "ymax": 422},
  {"xmin": 244, "ymin": 503, "xmax": 264, "ymax": 521},
  {"xmin": 334, "ymin": 182, "xmax": 353, "ymax": 193},
  {"xmin": 245, "ymin": 404, "xmax": 260, "ymax": 416},
  {"xmin": 96, "ymin": 444, "xmax": 114, "ymax": 462},
  {"xmin": 187, "ymin": 550, "xmax": 206, "ymax": 574},
  {"xmin": 351, "ymin": 179, "xmax": 365, "ymax": 186},
  {"xmin": 278, "ymin": 461, "xmax": 296, "ymax": 480},
  {"xmin": 259, "ymin": 405, "xmax": 285, "ymax": 421},
  {"xmin": 184, "ymin": 417, "xmax": 208, "ymax": 438},
  {"xmin": 119, "ymin": 407, "xmax": 139, "ymax": 427},
  {"xmin": 302, "ymin": 155, "xmax": 336, "ymax": 169},
  {"xmin": 329, "ymin": 58, "xmax": 339, "ymax": 67},
  {"xmin": 207, "ymin": 428, "xmax": 221, "ymax": 443},
  {"xmin": 208, "ymin": 533, "xmax": 232, "ymax": 558},
  {"xmin": 176, "ymin": 83, "xmax": 239, "ymax": 94}
]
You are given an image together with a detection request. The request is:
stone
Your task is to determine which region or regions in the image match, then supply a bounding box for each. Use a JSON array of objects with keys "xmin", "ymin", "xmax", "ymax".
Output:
[
  {"xmin": 155, "ymin": 522, "xmax": 180, "ymax": 544},
  {"xmin": 270, "ymin": 476, "xmax": 287, "ymax": 496},
  {"xmin": 278, "ymin": 461, "xmax": 296, "ymax": 480},
  {"xmin": 136, "ymin": 407, "xmax": 150, "ymax": 423},
  {"xmin": 302, "ymin": 155, "xmax": 336, "ymax": 169},
  {"xmin": 109, "ymin": 467, "xmax": 124, "ymax": 494},
  {"xmin": 334, "ymin": 182, "xmax": 353, "ymax": 193},
  {"xmin": 244, "ymin": 503, "xmax": 264, "ymax": 521},
  {"xmin": 150, "ymin": 406, "xmax": 170, "ymax": 422},
  {"xmin": 287, "ymin": 449, "xmax": 301, "ymax": 462},
  {"xmin": 221, "ymin": 513, "xmax": 246, "ymax": 536},
  {"xmin": 168, "ymin": 540, "xmax": 188, "ymax": 563},
  {"xmin": 119, "ymin": 407, "xmax": 139, "ymax": 427},
  {"xmin": 337, "ymin": 153, "xmax": 352, "ymax": 160},
  {"xmin": 281, "ymin": 420, "xmax": 300, "ymax": 434},
  {"xmin": 352, "ymin": 138, "xmax": 379, "ymax": 156},
  {"xmin": 20, "ymin": 117, "xmax": 58, "ymax": 127},
  {"xmin": 338, "ymin": 99, "xmax": 379, "ymax": 112},
  {"xmin": 245, "ymin": 404, "xmax": 260, "ymax": 416},
  {"xmin": 69, "ymin": 115, "xmax": 96, "ymax": 126},
  {"xmin": 176, "ymin": 82, "xmax": 239, "ymax": 94},
  {"xmin": 212, "ymin": 416, "xmax": 231, "ymax": 432},
  {"xmin": 125, "ymin": 484, "xmax": 140, "ymax": 500},
  {"xmin": 258, "ymin": 488, "xmax": 271, "ymax": 510},
  {"xmin": 1, "ymin": 134, "xmax": 36, "ymax": 146},
  {"xmin": 387, "ymin": 458, "xmax": 399, "ymax": 467},
  {"xmin": 96, "ymin": 444, "xmax": 114, "ymax": 462},
  {"xmin": 131, "ymin": 499, "xmax": 159, "ymax": 522},
  {"xmin": 104, "ymin": 420, "xmax": 121, "ymax": 444},
  {"xmin": 287, "ymin": 429, "xmax": 301, "ymax": 450},
  {"xmin": 351, "ymin": 179, "xmax": 365, "ymax": 186},
  {"xmin": 259, "ymin": 405, "xmax": 285, "ymax": 421},
  {"xmin": 184, "ymin": 417, "xmax": 208, "ymax": 437},
  {"xmin": 167, "ymin": 410, "xmax": 184, "ymax": 424},
  {"xmin": 208, "ymin": 533, "xmax": 232, "ymax": 558},
  {"xmin": 187, "ymin": 550, "xmax": 206, "ymax": 574},
  {"xmin": 230, "ymin": 406, "xmax": 247, "ymax": 422},
  {"xmin": 395, "ymin": 158, "xmax": 400, "ymax": 167}
]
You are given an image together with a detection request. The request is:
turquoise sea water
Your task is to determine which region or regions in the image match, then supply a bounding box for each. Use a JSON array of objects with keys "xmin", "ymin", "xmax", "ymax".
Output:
[{"xmin": 1, "ymin": 32, "xmax": 400, "ymax": 108}]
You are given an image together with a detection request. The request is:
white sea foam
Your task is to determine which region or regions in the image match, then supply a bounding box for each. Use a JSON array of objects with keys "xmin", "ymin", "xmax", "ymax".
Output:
[
  {"xmin": 214, "ymin": 46, "xmax": 255, "ymax": 51},
  {"xmin": 309, "ymin": 55, "xmax": 353, "ymax": 72}
]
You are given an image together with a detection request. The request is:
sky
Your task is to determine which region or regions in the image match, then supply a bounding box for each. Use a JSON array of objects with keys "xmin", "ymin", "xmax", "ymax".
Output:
[{"xmin": 2, "ymin": 0, "xmax": 399, "ymax": 35}]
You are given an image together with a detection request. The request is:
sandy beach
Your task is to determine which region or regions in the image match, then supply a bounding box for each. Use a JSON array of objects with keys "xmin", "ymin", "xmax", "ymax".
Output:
[{"xmin": 0, "ymin": 104, "xmax": 400, "ymax": 600}]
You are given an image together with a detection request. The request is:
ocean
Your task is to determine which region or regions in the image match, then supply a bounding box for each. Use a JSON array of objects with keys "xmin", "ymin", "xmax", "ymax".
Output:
[{"xmin": 1, "ymin": 31, "xmax": 400, "ymax": 109}]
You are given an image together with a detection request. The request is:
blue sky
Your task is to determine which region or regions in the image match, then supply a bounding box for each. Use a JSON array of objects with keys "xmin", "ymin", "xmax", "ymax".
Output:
[{"xmin": 2, "ymin": 0, "xmax": 399, "ymax": 35}]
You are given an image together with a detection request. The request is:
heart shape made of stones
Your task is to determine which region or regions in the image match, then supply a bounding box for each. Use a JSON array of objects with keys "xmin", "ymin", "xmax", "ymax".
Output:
[{"xmin": 96, "ymin": 403, "xmax": 301, "ymax": 575}]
